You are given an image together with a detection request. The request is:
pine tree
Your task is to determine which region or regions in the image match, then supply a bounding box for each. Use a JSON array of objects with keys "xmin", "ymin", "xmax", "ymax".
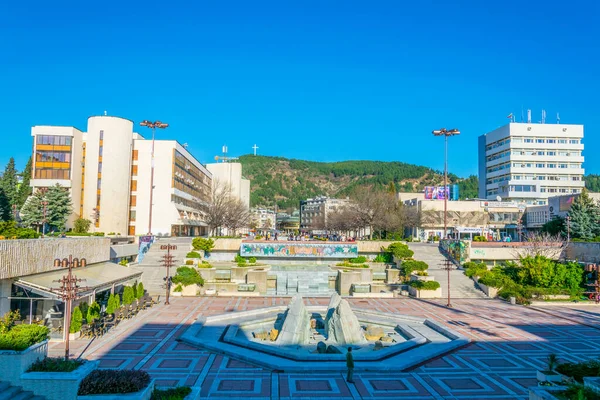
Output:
[
  {"xmin": 0, "ymin": 187, "xmax": 10, "ymax": 222},
  {"xmin": 46, "ymin": 184, "xmax": 72, "ymax": 231},
  {"xmin": 567, "ymin": 189, "xmax": 600, "ymax": 240},
  {"xmin": 0, "ymin": 158, "xmax": 19, "ymax": 212},
  {"xmin": 20, "ymin": 189, "xmax": 44, "ymax": 230},
  {"xmin": 17, "ymin": 157, "xmax": 32, "ymax": 208},
  {"xmin": 387, "ymin": 181, "xmax": 397, "ymax": 194}
]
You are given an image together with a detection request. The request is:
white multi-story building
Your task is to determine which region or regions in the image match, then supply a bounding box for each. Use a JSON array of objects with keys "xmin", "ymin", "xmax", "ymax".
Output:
[
  {"xmin": 299, "ymin": 196, "xmax": 349, "ymax": 230},
  {"xmin": 205, "ymin": 162, "xmax": 250, "ymax": 209},
  {"xmin": 250, "ymin": 208, "xmax": 276, "ymax": 230},
  {"xmin": 478, "ymin": 122, "xmax": 584, "ymax": 205},
  {"xmin": 30, "ymin": 115, "xmax": 213, "ymax": 236}
]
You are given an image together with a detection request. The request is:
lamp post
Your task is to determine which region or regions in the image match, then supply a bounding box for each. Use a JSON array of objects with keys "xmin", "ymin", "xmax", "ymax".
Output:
[
  {"xmin": 139, "ymin": 120, "xmax": 169, "ymax": 236},
  {"xmin": 160, "ymin": 244, "xmax": 177, "ymax": 305},
  {"xmin": 566, "ymin": 215, "xmax": 571, "ymax": 242},
  {"xmin": 51, "ymin": 256, "xmax": 89, "ymax": 360},
  {"xmin": 432, "ymin": 127, "xmax": 460, "ymax": 308}
]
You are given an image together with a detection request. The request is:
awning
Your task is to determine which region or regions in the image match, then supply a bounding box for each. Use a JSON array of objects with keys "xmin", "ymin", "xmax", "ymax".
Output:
[{"xmin": 15, "ymin": 262, "xmax": 143, "ymax": 301}]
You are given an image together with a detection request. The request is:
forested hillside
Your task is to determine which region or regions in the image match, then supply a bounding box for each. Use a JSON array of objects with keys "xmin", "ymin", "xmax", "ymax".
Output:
[{"xmin": 238, "ymin": 155, "xmax": 479, "ymax": 208}]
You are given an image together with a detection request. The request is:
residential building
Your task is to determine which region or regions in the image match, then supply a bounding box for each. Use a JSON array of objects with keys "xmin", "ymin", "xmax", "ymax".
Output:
[
  {"xmin": 30, "ymin": 115, "xmax": 212, "ymax": 236},
  {"xmin": 299, "ymin": 196, "xmax": 349, "ymax": 230},
  {"xmin": 251, "ymin": 208, "xmax": 276, "ymax": 231},
  {"xmin": 478, "ymin": 122, "xmax": 585, "ymax": 206}
]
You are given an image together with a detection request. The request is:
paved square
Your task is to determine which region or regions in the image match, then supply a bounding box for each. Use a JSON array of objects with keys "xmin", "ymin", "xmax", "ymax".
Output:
[{"xmin": 48, "ymin": 297, "xmax": 600, "ymax": 399}]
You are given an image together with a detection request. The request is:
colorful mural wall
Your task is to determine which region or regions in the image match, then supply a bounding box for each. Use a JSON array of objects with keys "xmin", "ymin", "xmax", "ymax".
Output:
[{"xmin": 240, "ymin": 242, "xmax": 359, "ymax": 258}]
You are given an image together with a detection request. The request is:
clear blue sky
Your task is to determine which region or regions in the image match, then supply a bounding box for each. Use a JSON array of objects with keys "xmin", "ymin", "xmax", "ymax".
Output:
[{"xmin": 2, "ymin": 0, "xmax": 599, "ymax": 177}]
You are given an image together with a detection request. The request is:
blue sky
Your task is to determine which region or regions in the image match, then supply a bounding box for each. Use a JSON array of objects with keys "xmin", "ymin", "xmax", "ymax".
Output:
[{"xmin": 1, "ymin": 0, "xmax": 599, "ymax": 177}]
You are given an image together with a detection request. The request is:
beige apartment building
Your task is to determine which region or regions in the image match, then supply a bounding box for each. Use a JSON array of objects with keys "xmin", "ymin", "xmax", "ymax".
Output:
[{"xmin": 30, "ymin": 115, "xmax": 212, "ymax": 236}]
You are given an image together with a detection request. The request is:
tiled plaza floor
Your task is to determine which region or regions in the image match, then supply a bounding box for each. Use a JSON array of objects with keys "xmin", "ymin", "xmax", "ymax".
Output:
[{"xmin": 49, "ymin": 297, "xmax": 600, "ymax": 399}]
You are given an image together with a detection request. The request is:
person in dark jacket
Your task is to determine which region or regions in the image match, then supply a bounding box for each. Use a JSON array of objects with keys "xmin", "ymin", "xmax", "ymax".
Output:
[{"xmin": 346, "ymin": 347, "xmax": 354, "ymax": 383}]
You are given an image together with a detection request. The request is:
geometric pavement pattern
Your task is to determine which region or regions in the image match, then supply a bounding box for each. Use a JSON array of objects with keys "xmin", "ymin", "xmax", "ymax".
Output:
[{"xmin": 48, "ymin": 297, "xmax": 600, "ymax": 399}]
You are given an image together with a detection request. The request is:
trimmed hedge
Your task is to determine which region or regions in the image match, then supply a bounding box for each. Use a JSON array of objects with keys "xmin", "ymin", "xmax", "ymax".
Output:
[
  {"xmin": 400, "ymin": 260, "xmax": 428, "ymax": 276},
  {"xmin": 78, "ymin": 369, "xmax": 151, "ymax": 395},
  {"xmin": 186, "ymin": 251, "xmax": 201, "ymax": 258},
  {"xmin": 192, "ymin": 237, "xmax": 214, "ymax": 252},
  {"xmin": 151, "ymin": 386, "xmax": 192, "ymax": 400},
  {"xmin": 349, "ymin": 256, "xmax": 367, "ymax": 264},
  {"xmin": 171, "ymin": 267, "xmax": 204, "ymax": 287},
  {"xmin": 409, "ymin": 280, "xmax": 441, "ymax": 290},
  {"xmin": 0, "ymin": 324, "xmax": 49, "ymax": 351},
  {"xmin": 387, "ymin": 242, "xmax": 414, "ymax": 259}
]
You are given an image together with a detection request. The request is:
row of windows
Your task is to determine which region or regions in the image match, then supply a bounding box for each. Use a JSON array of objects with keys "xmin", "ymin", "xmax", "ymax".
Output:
[
  {"xmin": 171, "ymin": 194, "xmax": 209, "ymax": 213},
  {"xmin": 540, "ymin": 187, "xmax": 581, "ymax": 194},
  {"xmin": 486, "ymin": 136, "xmax": 581, "ymax": 151},
  {"xmin": 35, "ymin": 151, "xmax": 71, "ymax": 163},
  {"xmin": 512, "ymin": 162, "xmax": 582, "ymax": 169},
  {"xmin": 486, "ymin": 162, "xmax": 510, "ymax": 173},
  {"xmin": 486, "ymin": 150, "xmax": 510, "ymax": 162},
  {"xmin": 34, "ymin": 169, "xmax": 70, "ymax": 179},
  {"xmin": 510, "ymin": 150, "xmax": 581, "ymax": 157},
  {"xmin": 36, "ymin": 135, "xmax": 72, "ymax": 146},
  {"xmin": 512, "ymin": 175, "xmax": 581, "ymax": 181}
]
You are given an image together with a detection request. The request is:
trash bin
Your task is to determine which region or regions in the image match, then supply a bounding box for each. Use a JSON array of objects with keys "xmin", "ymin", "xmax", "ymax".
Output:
[{"xmin": 510, "ymin": 296, "xmax": 516, "ymax": 305}]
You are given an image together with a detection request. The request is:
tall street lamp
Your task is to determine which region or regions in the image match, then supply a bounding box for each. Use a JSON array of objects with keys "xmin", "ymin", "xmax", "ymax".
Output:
[
  {"xmin": 139, "ymin": 120, "xmax": 169, "ymax": 235},
  {"xmin": 566, "ymin": 215, "xmax": 571, "ymax": 242},
  {"xmin": 432, "ymin": 127, "xmax": 460, "ymax": 308}
]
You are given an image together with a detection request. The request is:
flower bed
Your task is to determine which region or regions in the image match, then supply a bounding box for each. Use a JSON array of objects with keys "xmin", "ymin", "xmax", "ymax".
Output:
[
  {"xmin": 78, "ymin": 370, "xmax": 154, "ymax": 400},
  {"xmin": 21, "ymin": 359, "xmax": 98, "ymax": 400}
]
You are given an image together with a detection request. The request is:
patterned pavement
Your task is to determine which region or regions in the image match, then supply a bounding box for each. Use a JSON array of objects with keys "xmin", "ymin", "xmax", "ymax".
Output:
[{"xmin": 49, "ymin": 297, "xmax": 600, "ymax": 399}]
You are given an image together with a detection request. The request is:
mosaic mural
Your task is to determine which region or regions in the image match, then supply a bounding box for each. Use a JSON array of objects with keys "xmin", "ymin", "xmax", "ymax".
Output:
[{"xmin": 240, "ymin": 242, "xmax": 358, "ymax": 258}]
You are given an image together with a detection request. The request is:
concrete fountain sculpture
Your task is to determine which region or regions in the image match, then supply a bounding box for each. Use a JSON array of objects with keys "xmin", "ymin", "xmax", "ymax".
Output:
[{"xmin": 181, "ymin": 293, "xmax": 470, "ymax": 372}]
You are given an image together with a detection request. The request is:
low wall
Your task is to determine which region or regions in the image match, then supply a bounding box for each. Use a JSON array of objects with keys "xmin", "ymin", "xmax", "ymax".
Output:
[
  {"xmin": 0, "ymin": 340, "xmax": 48, "ymax": 385},
  {"xmin": 240, "ymin": 242, "xmax": 358, "ymax": 259},
  {"xmin": 408, "ymin": 286, "xmax": 442, "ymax": 299},
  {"xmin": 565, "ymin": 242, "xmax": 600, "ymax": 262},
  {"xmin": 21, "ymin": 360, "xmax": 98, "ymax": 400},
  {"xmin": 212, "ymin": 238, "xmax": 243, "ymax": 251}
]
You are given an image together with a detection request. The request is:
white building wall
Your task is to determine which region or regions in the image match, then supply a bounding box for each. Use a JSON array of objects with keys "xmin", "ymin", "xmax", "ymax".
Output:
[
  {"xmin": 206, "ymin": 162, "xmax": 248, "ymax": 207},
  {"xmin": 84, "ymin": 116, "xmax": 133, "ymax": 235},
  {"xmin": 240, "ymin": 178, "xmax": 250, "ymax": 208}
]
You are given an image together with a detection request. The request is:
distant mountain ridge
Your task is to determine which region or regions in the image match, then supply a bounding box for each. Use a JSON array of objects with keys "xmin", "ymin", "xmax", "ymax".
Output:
[{"xmin": 237, "ymin": 155, "xmax": 479, "ymax": 209}]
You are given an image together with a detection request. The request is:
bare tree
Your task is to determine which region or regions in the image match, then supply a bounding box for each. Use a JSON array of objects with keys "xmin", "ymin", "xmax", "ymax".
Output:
[
  {"xmin": 223, "ymin": 198, "xmax": 251, "ymax": 235},
  {"xmin": 512, "ymin": 231, "xmax": 566, "ymax": 259},
  {"xmin": 206, "ymin": 179, "xmax": 250, "ymax": 236}
]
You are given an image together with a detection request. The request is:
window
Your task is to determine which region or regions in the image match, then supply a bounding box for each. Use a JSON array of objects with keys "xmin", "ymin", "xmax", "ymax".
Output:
[
  {"xmin": 98, "ymin": 162, "xmax": 102, "ymax": 173},
  {"xmin": 96, "ymin": 194, "xmax": 101, "ymax": 206},
  {"xmin": 547, "ymin": 151, "xmax": 556, "ymax": 156},
  {"xmin": 536, "ymin": 163, "xmax": 545, "ymax": 168},
  {"xmin": 129, "ymin": 226, "xmax": 135, "ymax": 235},
  {"xmin": 558, "ymin": 139, "xmax": 567, "ymax": 144},
  {"xmin": 132, "ymin": 165, "xmax": 138, "ymax": 176},
  {"xmin": 570, "ymin": 139, "xmax": 579, "ymax": 144},
  {"xmin": 572, "ymin": 176, "xmax": 581, "ymax": 181},
  {"xmin": 536, "ymin": 151, "xmax": 545, "ymax": 156},
  {"xmin": 131, "ymin": 180, "xmax": 137, "ymax": 191},
  {"xmin": 536, "ymin": 138, "xmax": 545, "ymax": 143},
  {"xmin": 100, "ymin": 130, "xmax": 104, "ymax": 140},
  {"xmin": 547, "ymin": 163, "xmax": 556, "ymax": 168},
  {"xmin": 97, "ymin": 179, "xmax": 102, "ymax": 189},
  {"xmin": 129, "ymin": 210, "xmax": 136, "ymax": 221},
  {"xmin": 525, "ymin": 151, "xmax": 534, "ymax": 156},
  {"xmin": 547, "ymin": 139, "xmax": 556, "ymax": 144},
  {"xmin": 559, "ymin": 151, "xmax": 568, "ymax": 156},
  {"xmin": 132, "ymin": 150, "xmax": 138, "ymax": 161},
  {"xmin": 559, "ymin": 164, "xmax": 568, "ymax": 169},
  {"xmin": 524, "ymin": 138, "xmax": 534, "ymax": 143},
  {"xmin": 130, "ymin": 195, "xmax": 137, "ymax": 207},
  {"xmin": 512, "ymin": 137, "xmax": 523, "ymax": 143},
  {"xmin": 537, "ymin": 175, "xmax": 546, "ymax": 180},
  {"xmin": 570, "ymin": 163, "xmax": 581, "ymax": 168}
]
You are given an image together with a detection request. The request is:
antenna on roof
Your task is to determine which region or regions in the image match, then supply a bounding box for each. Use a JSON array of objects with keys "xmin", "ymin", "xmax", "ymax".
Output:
[
  {"xmin": 542, "ymin": 109, "xmax": 546, "ymax": 124},
  {"xmin": 104, "ymin": 111, "xmax": 107, "ymax": 116},
  {"xmin": 557, "ymin": 112, "xmax": 560, "ymax": 124},
  {"xmin": 527, "ymin": 109, "xmax": 531, "ymax": 123}
]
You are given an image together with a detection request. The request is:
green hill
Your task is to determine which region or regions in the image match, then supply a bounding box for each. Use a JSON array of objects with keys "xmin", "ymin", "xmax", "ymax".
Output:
[{"xmin": 238, "ymin": 155, "xmax": 479, "ymax": 209}]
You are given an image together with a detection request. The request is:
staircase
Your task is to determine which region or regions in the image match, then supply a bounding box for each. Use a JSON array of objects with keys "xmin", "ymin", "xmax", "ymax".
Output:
[
  {"xmin": 0, "ymin": 381, "xmax": 46, "ymax": 400},
  {"xmin": 407, "ymin": 243, "xmax": 487, "ymax": 299},
  {"xmin": 136, "ymin": 237, "xmax": 194, "ymax": 295}
]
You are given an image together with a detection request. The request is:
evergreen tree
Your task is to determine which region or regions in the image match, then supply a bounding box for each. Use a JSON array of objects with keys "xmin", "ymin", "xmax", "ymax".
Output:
[
  {"xmin": 387, "ymin": 181, "xmax": 397, "ymax": 194},
  {"xmin": 568, "ymin": 189, "xmax": 600, "ymax": 240},
  {"xmin": 17, "ymin": 157, "xmax": 32, "ymax": 208},
  {"xmin": 46, "ymin": 184, "xmax": 72, "ymax": 231},
  {"xmin": 0, "ymin": 158, "xmax": 19, "ymax": 212},
  {"xmin": 20, "ymin": 189, "xmax": 44, "ymax": 230},
  {"xmin": 0, "ymin": 187, "xmax": 10, "ymax": 222}
]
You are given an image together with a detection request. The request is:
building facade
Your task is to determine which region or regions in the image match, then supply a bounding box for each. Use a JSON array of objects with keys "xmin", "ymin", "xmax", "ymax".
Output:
[
  {"xmin": 478, "ymin": 122, "xmax": 584, "ymax": 206},
  {"xmin": 525, "ymin": 192, "xmax": 600, "ymax": 229},
  {"xmin": 250, "ymin": 208, "xmax": 276, "ymax": 231},
  {"xmin": 299, "ymin": 196, "xmax": 349, "ymax": 230},
  {"xmin": 30, "ymin": 115, "xmax": 212, "ymax": 236},
  {"xmin": 205, "ymin": 162, "xmax": 251, "ymax": 209}
]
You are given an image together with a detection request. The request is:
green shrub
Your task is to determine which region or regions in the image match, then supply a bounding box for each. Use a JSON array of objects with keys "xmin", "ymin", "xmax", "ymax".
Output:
[
  {"xmin": 70, "ymin": 306, "xmax": 83, "ymax": 333},
  {"xmin": 192, "ymin": 237, "xmax": 214, "ymax": 253},
  {"xmin": 119, "ymin": 259, "xmax": 129, "ymax": 266},
  {"xmin": 92, "ymin": 232, "xmax": 105, "ymax": 236},
  {"xmin": 336, "ymin": 261, "xmax": 368, "ymax": 268},
  {"xmin": 349, "ymin": 256, "xmax": 367, "ymax": 264},
  {"xmin": 415, "ymin": 271, "xmax": 428, "ymax": 276},
  {"xmin": 87, "ymin": 302, "xmax": 101, "ymax": 323},
  {"xmin": 107, "ymin": 232, "xmax": 116, "ymax": 235},
  {"xmin": 198, "ymin": 263, "xmax": 213, "ymax": 268},
  {"xmin": 174, "ymin": 284, "xmax": 183, "ymax": 293},
  {"xmin": 556, "ymin": 359, "xmax": 600, "ymax": 383},
  {"xmin": 78, "ymin": 369, "xmax": 151, "ymax": 395},
  {"xmin": 374, "ymin": 252, "xmax": 393, "ymax": 263},
  {"xmin": 28, "ymin": 357, "xmax": 84, "ymax": 372},
  {"xmin": 464, "ymin": 262, "xmax": 488, "ymax": 278},
  {"xmin": 106, "ymin": 294, "xmax": 117, "ymax": 315},
  {"xmin": 234, "ymin": 255, "xmax": 246, "ymax": 264},
  {"xmin": 171, "ymin": 267, "xmax": 204, "ymax": 286},
  {"xmin": 185, "ymin": 260, "xmax": 195, "ymax": 265},
  {"xmin": 387, "ymin": 242, "xmax": 414, "ymax": 259},
  {"xmin": 409, "ymin": 281, "xmax": 440, "ymax": 290},
  {"xmin": 556, "ymin": 384, "xmax": 600, "ymax": 400},
  {"xmin": 473, "ymin": 235, "xmax": 487, "ymax": 242},
  {"xmin": 186, "ymin": 251, "xmax": 201, "ymax": 258},
  {"xmin": 137, "ymin": 282, "xmax": 145, "ymax": 299},
  {"xmin": 404, "ymin": 236, "xmax": 413, "ymax": 242},
  {"xmin": 400, "ymin": 260, "xmax": 428, "ymax": 276},
  {"xmin": 122, "ymin": 286, "xmax": 135, "ymax": 305},
  {"xmin": 0, "ymin": 310, "xmax": 21, "ymax": 334},
  {"xmin": 0, "ymin": 324, "xmax": 49, "ymax": 351},
  {"xmin": 151, "ymin": 386, "xmax": 192, "ymax": 400},
  {"xmin": 249, "ymin": 257, "xmax": 257, "ymax": 264}
]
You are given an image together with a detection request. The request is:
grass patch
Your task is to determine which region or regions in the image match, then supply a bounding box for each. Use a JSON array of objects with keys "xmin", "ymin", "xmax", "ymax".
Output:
[{"xmin": 28, "ymin": 357, "xmax": 84, "ymax": 372}]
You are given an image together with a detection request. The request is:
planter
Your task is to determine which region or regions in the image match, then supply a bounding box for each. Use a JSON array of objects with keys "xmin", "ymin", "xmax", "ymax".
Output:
[
  {"xmin": 409, "ymin": 274, "xmax": 434, "ymax": 282},
  {"xmin": 69, "ymin": 331, "xmax": 82, "ymax": 340},
  {"xmin": 181, "ymin": 284, "xmax": 199, "ymax": 297},
  {"xmin": 475, "ymin": 281, "xmax": 498, "ymax": 298},
  {"xmin": 78, "ymin": 379, "xmax": 155, "ymax": 400},
  {"xmin": 171, "ymin": 291, "xmax": 183, "ymax": 297},
  {"xmin": 21, "ymin": 360, "xmax": 99, "ymax": 400},
  {"xmin": 536, "ymin": 370, "xmax": 564, "ymax": 383},
  {"xmin": 408, "ymin": 286, "xmax": 442, "ymax": 299},
  {"xmin": 205, "ymin": 289, "xmax": 216, "ymax": 296},
  {"xmin": 0, "ymin": 340, "xmax": 48, "ymax": 385}
]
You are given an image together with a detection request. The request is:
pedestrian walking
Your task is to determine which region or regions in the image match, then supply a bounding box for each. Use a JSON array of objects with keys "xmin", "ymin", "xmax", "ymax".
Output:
[{"xmin": 346, "ymin": 347, "xmax": 354, "ymax": 383}]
